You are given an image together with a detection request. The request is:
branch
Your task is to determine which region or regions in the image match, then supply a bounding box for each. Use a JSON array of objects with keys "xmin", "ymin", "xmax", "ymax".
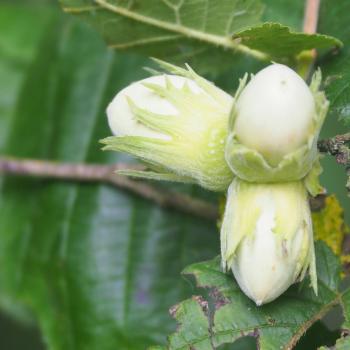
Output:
[
  {"xmin": 0, "ymin": 132, "xmax": 348, "ymax": 218},
  {"xmin": 317, "ymin": 133, "xmax": 350, "ymax": 161},
  {"xmin": 0, "ymin": 143, "xmax": 341, "ymax": 222},
  {"xmin": 0, "ymin": 156, "xmax": 218, "ymax": 221},
  {"xmin": 318, "ymin": 133, "xmax": 350, "ymax": 195}
]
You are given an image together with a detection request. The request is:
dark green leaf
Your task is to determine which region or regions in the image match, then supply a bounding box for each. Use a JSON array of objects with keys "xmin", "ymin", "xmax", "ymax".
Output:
[
  {"xmin": 295, "ymin": 321, "xmax": 340, "ymax": 350},
  {"xmin": 0, "ymin": 7, "xmax": 220, "ymax": 350},
  {"xmin": 158, "ymin": 242, "xmax": 347, "ymax": 350},
  {"xmin": 0, "ymin": 4, "xmax": 57, "ymax": 324},
  {"xmin": 0, "ymin": 4, "xmax": 54, "ymax": 151}
]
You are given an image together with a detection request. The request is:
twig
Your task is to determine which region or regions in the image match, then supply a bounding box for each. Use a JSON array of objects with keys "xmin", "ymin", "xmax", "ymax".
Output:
[
  {"xmin": 0, "ymin": 157, "xmax": 144, "ymax": 180},
  {"xmin": 318, "ymin": 133, "xmax": 350, "ymax": 195},
  {"xmin": 0, "ymin": 156, "xmax": 219, "ymax": 221},
  {"xmin": 0, "ymin": 134, "xmax": 346, "ymax": 222},
  {"xmin": 317, "ymin": 133, "xmax": 350, "ymax": 161},
  {"xmin": 0, "ymin": 130, "xmax": 347, "ymax": 222}
]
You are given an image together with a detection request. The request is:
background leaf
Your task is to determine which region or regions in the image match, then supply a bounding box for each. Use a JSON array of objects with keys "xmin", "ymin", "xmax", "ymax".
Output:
[
  {"xmin": 0, "ymin": 5, "xmax": 220, "ymax": 349},
  {"xmin": 60, "ymin": 0, "xmax": 339, "ymax": 73},
  {"xmin": 0, "ymin": 4, "xmax": 54, "ymax": 152},
  {"xmin": 60, "ymin": 0, "xmax": 264, "ymax": 73}
]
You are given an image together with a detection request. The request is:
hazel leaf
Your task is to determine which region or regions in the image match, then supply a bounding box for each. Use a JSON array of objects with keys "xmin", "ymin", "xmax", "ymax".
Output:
[
  {"xmin": 60, "ymin": 0, "xmax": 341, "ymax": 72},
  {"xmin": 155, "ymin": 242, "xmax": 348, "ymax": 350}
]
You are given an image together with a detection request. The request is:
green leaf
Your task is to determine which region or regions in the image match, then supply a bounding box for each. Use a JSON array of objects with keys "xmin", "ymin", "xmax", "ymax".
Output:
[
  {"xmin": 0, "ymin": 3, "xmax": 58, "ymax": 324},
  {"xmin": 318, "ymin": 0, "xmax": 350, "ymax": 126},
  {"xmin": 159, "ymin": 242, "xmax": 347, "ymax": 350},
  {"xmin": 59, "ymin": 0, "xmax": 264, "ymax": 73},
  {"xmin": 0, "ymin": 7, "xmax": 220, "ymax": 350},
  {"xmin": 234, "ymin": 23, "xmax": 342, "ymax": 59},
  {"xmin": 60, "ymin": 0, "xmax": 340, "ymax": 72}
]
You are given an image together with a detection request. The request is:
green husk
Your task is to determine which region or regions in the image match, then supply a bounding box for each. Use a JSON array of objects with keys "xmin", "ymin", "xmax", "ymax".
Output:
[
  {"xmin": 225, "ymin": 69, "xmax": 329, "ymax": 188},
  {"xmin": 101, "ymin": 61, "xmax": 234, "ymax": 191}
]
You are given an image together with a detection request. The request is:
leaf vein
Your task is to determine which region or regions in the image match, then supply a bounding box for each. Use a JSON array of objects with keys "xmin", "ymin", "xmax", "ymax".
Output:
[{"xmin": 108, "ymin": 34, "xmax": 182, "ymax": 49}]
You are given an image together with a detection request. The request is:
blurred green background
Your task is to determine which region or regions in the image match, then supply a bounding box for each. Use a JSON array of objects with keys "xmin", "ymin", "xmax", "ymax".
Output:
[{"xmin": 0, "ymin": 0, "xmax": 348, "ymax": 349}]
